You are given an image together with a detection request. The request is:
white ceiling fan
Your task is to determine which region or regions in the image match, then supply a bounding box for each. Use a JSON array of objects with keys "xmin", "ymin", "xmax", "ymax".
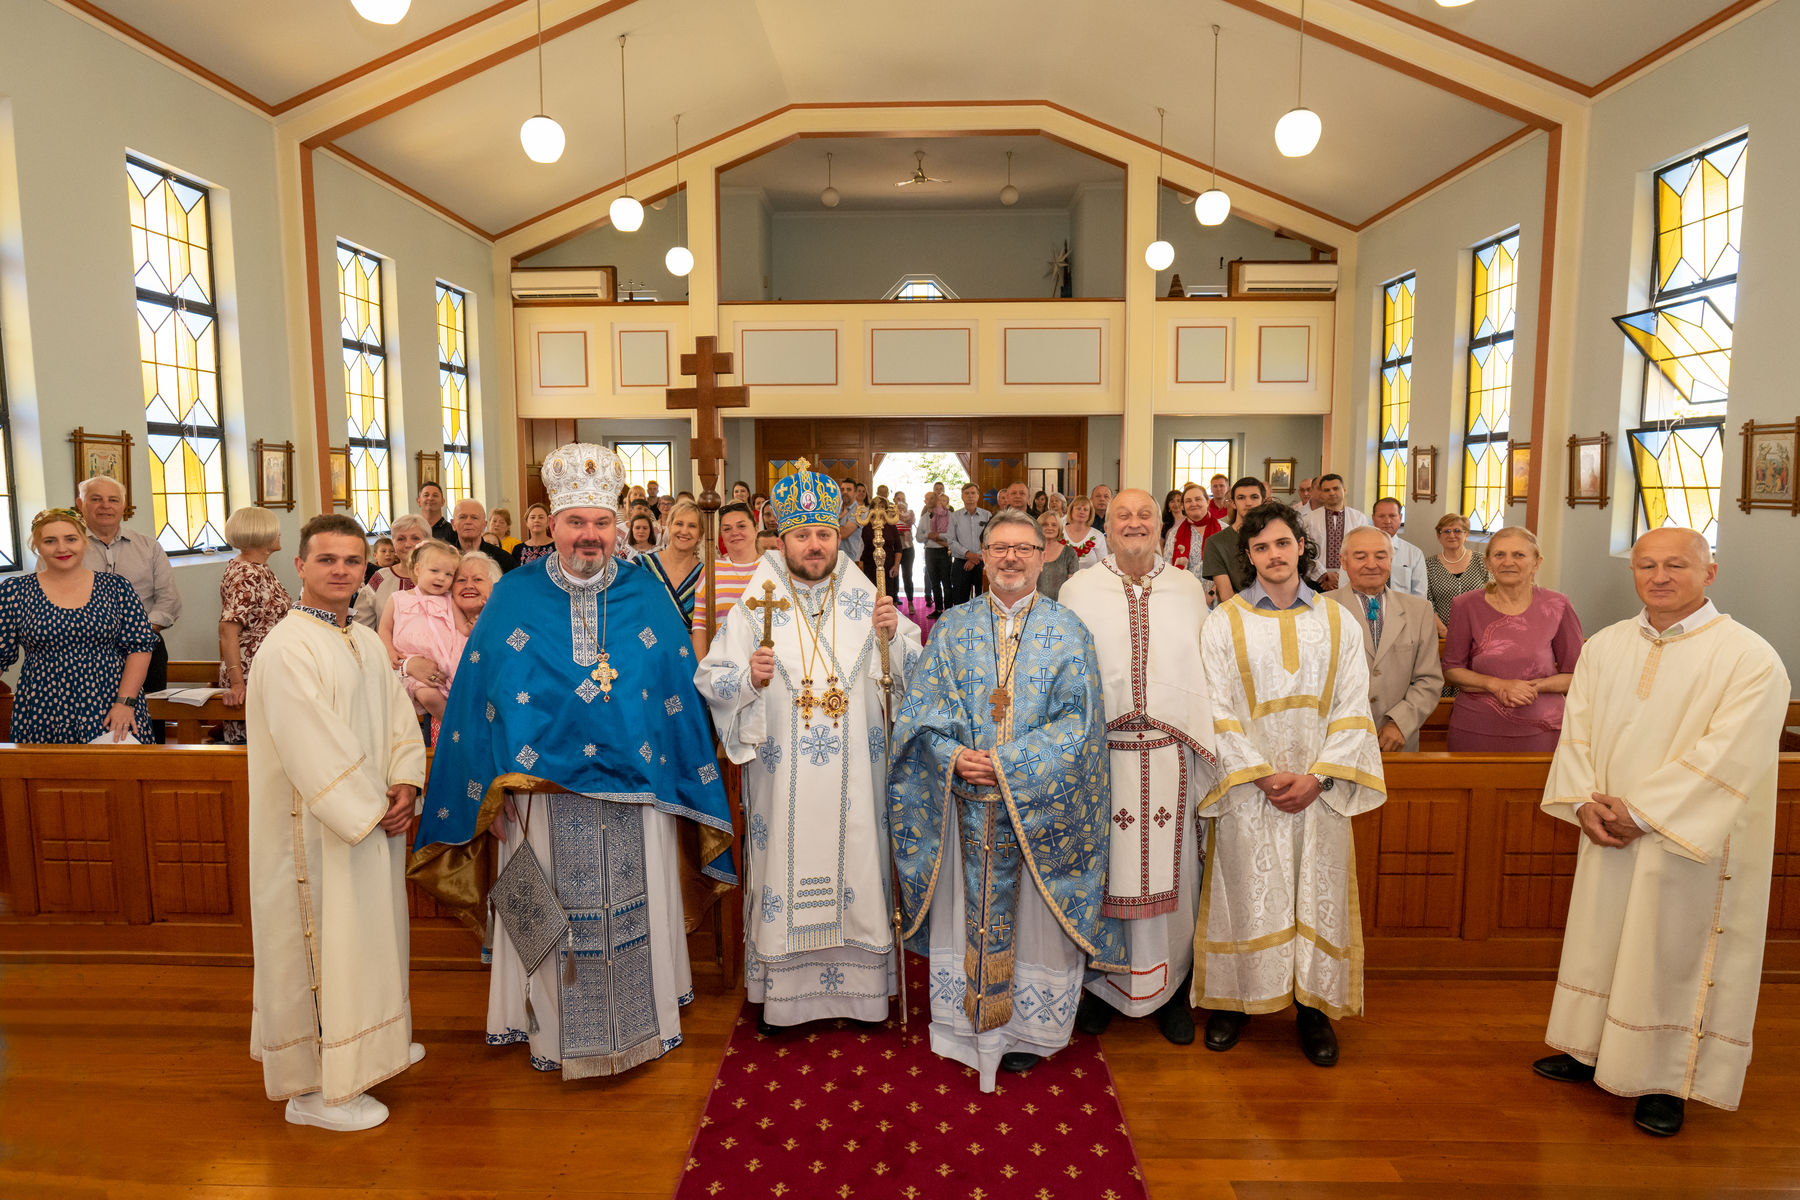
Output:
[{"xmin": 895, "ymin": 150, "xmax": 951, "ymax": 188}]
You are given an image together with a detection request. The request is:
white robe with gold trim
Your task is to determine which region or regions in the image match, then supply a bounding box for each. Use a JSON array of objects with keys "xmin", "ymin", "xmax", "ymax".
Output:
[
  {"xmin": 247, "ymin": 611, "xmax": 427, "ymax": 1104},
  {"xmin": 1541, "ymin": 613, "xmax": 1789, "ymax": 1110},
  {"xmin": 1194, "ymin": 593, "xmax": 1385, "ymax": 1018}
]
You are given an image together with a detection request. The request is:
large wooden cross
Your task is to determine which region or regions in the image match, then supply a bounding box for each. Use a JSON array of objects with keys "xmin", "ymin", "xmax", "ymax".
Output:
[{"xmin": 665, "ymin": 335, "xmax": 749, "ymax": 498}]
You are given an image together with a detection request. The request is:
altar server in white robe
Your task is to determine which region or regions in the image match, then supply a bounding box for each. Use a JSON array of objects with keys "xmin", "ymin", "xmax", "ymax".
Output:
[
  {"xmin": 1060, "ymin": 488, "xmax": 1218, "ymax": 1045},
  {"xmin": 696, "ymin": 461, "xmax": 922, "ymax": 1032},
  {"xmin": 1196, "ymin": 502, "xmax": 1385, "ymax": 1067},
  {"xmin": 1534, "ymin": 528, "xmax": 1790, "ymax": 1137},
  {"xmin": 247, "ymin": 514, "xmax": 427, "ymax": 1132}
]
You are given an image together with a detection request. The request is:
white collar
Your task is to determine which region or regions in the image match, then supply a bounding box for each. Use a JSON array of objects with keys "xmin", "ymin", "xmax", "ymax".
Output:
[
  {"xmin": 1636, "ymin": 598, "xmax": 1720, "ymax": 639},
  {"xmin": 988, "ymin": 589, "xmax": 1037, "ymax": 618}
]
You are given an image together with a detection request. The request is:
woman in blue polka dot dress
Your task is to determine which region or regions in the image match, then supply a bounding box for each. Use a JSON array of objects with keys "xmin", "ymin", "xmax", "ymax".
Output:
[{"xmin": 0, "ymin": 508, "xmax": 157, "ymax": 744}]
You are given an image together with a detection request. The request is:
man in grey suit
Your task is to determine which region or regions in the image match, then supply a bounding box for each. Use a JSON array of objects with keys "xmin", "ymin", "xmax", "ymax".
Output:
[{"xmin": 1327, "ymin": 525, "xmax": 1443, "ymax": 752}]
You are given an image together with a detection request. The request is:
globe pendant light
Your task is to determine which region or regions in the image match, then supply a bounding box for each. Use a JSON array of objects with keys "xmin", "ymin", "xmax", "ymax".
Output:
[
  {"xmin": 665, "ymin": 115, "xmax": 694, "ymax": 277},
  {"xmin": 518, "ymin": 0, "xmax": 564, "ymax": 164},
  {"xmin": 1195, "ymin": 25, "xmax": 1232, "ymax": 226},
  {"xmin": 999, "ymin": 151, "xmax": 1019, "ymax": 206},
  {"xmin": 609, "ymin": 35, "xmax": 644, "ymax": 232},
  {"xmin": 820, "ymin": 152, "xmax": 841, "ymax": 208},
  {"xmin": 351, "ymin": 0, "xmax": 409, "ymax": 24},
  {"xmin": 1275, "ymin": 0, "xmax": 1322, "ymax": 158},
  {"xmin": 1144, "ymin": 107, "xmax": 1174, "ymax": 272}
]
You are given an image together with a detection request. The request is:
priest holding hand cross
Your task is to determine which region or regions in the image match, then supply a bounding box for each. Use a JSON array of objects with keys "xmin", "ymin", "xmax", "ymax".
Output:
[{"xmin": 696, "ymin": 463, "xmax": 921, "ymax": 1036}]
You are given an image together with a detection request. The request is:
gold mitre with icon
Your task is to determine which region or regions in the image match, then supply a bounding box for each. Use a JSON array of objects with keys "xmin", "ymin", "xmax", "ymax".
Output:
[
  {"xmin": 769, "ymin": 458, "xmax": 842, "ymax": 534},
  {"xmin": 540, "ymin": 442, "xmax": 626, "ymax": 514}
]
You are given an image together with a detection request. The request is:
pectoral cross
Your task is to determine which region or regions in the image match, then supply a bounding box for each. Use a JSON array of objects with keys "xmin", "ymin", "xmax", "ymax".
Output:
[
  {"xmin": 989, "ymin": 686, "xmax": 1010, "ymax": 724},
  {"xmin": 591, "ymin": 652, "xmax": 619, "ymax": 701},
  {"xmin": 745, "ymin": 581, "xmax": 790, "ymax": 690}
]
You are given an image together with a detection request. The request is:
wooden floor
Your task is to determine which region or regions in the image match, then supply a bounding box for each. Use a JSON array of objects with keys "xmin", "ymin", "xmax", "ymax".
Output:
[{"xmin": 3, "ymin": 965, "xmax": 1799, "ymax": 1199}]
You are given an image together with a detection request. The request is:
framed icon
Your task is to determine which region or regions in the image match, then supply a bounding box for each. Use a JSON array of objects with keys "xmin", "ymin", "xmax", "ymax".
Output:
[
  {"xmin": 254, "ymin": 439, "xmax": 296, "ymax": 511},
  {"xmin": 69, "ymin": 427, "xmax": 135, "ymax": 519},
  {"xmin": 329, "ymin": 447, "xmax": 351, "ymax": 509},
  {"xmin": 1566, "ymin": 433, "xmax": 1610, "ymax": 508},
  {"xmin": 1507, "ymin": 442, "xmax": 1532, "ymax": 505},
  {"xmin": 1410, "ymin": 445, "xmax": 1438, "ymax": 504},
  {"xmin": 1739, "ymin": 418, "xmax": 1799, "ymax": 515},
  {"xmin": 1264, "ymin": 457, "xmax": 1297, "ymax": 494},
  {"xmin": 415, "ymin": 449, "xmax": 442, "ymax": 491}
]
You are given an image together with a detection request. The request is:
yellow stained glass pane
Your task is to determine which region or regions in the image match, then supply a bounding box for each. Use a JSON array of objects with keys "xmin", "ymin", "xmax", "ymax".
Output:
[
  {"xmin": 1655, "ymin": 139, "xmax": 1746, "ymax": 295},
  {"xmin": 1616, "ymin": 298, "xmax": 1732, "ymax": 405},
  {"xmin": 1462, "ymin": 443, "xmax": 1508, "ymax": 534},
  {"xmin": 1630, "ymin": 424, "xmax": 1722, "ymax": 546},
  {"xmin": 1171, "ymin": 440, "xmax": 1232, "ymax": 493}
]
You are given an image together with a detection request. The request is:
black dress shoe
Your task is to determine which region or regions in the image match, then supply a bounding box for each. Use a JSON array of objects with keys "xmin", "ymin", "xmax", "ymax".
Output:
[
  {"xmin": 756, "ymin": 1013, "xmax": 783, "ymax": 1037},
  {"xmin": 999, "ymin": 1052, "xmax": 1040, "ymax": 1074},
  {"xmin": 1156, "ymin": 991, "xmax": 1196, "ymax": 1045},
  {"xmin": 1203, "ymin": 1009, "xmax": 1248, "ymax": 1052},
  {"xmin": 1532, "ymin": 1053, "xmax": 1596, "ymax": 1084},
  {"xmin": 1635, "ymin": 1094, "xmax": 1685, "ymax": 1137},
  {"xmin": 1075, "ymin": 991, "xmax": 1114, "ymax": 1036},
  {"xmin": 1295, "ymin": 1004, "xmax": 1338, "ymax": 1067}
]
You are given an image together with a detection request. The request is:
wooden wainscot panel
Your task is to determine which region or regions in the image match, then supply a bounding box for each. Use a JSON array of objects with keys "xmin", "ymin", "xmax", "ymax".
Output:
[
  {"xmin": 28, "ymin": 782, "xmax": 139, "ymax": 921},
  {"xmin": 143, "ymin": 782, "xmax": 240, "ymax": 919},
  {"xmin": 1356, "ymin": 784, "xmax": 1469, "ymax": 938}
]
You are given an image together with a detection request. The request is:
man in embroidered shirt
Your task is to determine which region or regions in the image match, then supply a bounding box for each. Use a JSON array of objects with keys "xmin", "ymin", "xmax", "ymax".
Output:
[
  {"xmin": 412, "ymin": 443, "xmax": 735, "ymax": 1081},
  {"xmin": 1060, "ymin": 488, "xmax": 1217, "ymax": 1045},
  {"xmin": 246, "ymin": 514, "xmax": 426, "ymax": 1131},
  {"xmin": 1196, "ymin": 501, "xmax": 1385, "ymax": 1067},
  {"xmin": 890, "ymin": 508, "xmax": 1121, "ymax": 1090},
  {"xmin": 1297, "ymin": 474, "xmax": 1369, "ymax": 592},
  {"xmin": 1532, "ymin": 528, "xmax": 1789, "ymax": 1137},
  {"xmin": 695, "ymin": 463, "xmax": 921, "ymax": 1035}
]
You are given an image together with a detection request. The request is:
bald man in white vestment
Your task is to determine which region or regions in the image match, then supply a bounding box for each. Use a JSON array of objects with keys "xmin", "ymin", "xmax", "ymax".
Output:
[
  {"xmin": 1533, "ymin": 528, "xmax": 1790, "ymax": 1137},
  {"xmin": 247, "ymin": 515, "xmax": 427, "ymax": 1132}
]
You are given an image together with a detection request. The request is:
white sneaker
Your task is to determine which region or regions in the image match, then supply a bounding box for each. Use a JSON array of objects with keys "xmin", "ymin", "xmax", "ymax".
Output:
[
  {"xmin": 408, "ymin": 1042, "xmax": 426, "ymax": 1065},
  {"xmin": 284, "ymin": 1092, "xmax": 390, "ymax": 1132}
]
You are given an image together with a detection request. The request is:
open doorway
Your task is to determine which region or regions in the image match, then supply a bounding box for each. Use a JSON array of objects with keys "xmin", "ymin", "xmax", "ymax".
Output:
[{"xmin": 871, "ymin": 451, "xmax": 969, "ymax": 598}]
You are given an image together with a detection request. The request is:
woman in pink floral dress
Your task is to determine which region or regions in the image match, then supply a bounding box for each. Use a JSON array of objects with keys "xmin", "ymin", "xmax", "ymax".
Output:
[{"xmin": 217, "ymin": 508, "xmax": 293, "ymax": 744}]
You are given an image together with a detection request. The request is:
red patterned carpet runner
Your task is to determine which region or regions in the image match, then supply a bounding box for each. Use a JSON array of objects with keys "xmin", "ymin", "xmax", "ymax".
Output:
[{"xmin": 677, "ymin": 955, "xmax": 1150, "ymax": 1200}]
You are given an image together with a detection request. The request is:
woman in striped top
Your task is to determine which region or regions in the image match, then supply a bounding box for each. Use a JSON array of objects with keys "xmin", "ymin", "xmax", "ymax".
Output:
[
  {"xmin": 691, "ymin": 501, "xmax": 763, "ymax": 658},
  {"xmin": 643, "ymin": 498, "xmax": 704, "ymax": 624}
]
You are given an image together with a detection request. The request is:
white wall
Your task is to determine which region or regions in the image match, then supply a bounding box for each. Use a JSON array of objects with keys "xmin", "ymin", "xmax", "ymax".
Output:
[
  {"xmin": 720, "ymin": 187, "xmax": 771, "ymax": 302},
  {"xmin": 0, "ymin": 0, "xmax": 295, "ymax": 658},
  {"xmin": 1070, "ymin": 182, "xmax": 1124, "ymax": 299},
  {"xmin": 768, "ymin": 209, "xmax": 1073, "ymax": 301},
  {"xmin": 1557, "ymin": 0, "xmax": 1800, "ymax": 671},
  {"xmin": 516, "ymin": 194, "xmax": 694, "ymax": 302},
  {"xmin": 1153, "ymin": 190, "xmax": 1317, "ymax": 296},
  {"xmin": 1348, "ymin": 133, "xmax": 1549, "ymax": 533}
]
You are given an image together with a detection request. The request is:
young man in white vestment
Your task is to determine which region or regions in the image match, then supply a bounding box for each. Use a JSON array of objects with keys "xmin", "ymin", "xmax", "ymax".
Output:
[
  {"xmin": 1533, "ymin": 528, "xmax": 1791, "ymax": 1137},
  {"xmin": 889, "ymin": 509, "xmax": 1124, "ymax": 1090},
  {"xmin": 695, "ymin": 463, "xmax": 922, "ymax": 1034},
  {"xmin": 1196, "ymin": 502, "xmax": 1386, "ymax": 1066},
  {"xmin": 1060, "ymin": 488, "xmax": 1219, "ymax": 1045},
  {"xmin": 247, "ymin": 514, "xmax": 427, "ymax": 1132}
]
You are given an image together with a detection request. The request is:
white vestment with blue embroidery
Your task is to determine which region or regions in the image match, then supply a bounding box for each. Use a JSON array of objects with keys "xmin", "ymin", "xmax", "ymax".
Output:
[{"xmin": 695, "ymin": 550, "xmax": 922, "ymax": 1024}]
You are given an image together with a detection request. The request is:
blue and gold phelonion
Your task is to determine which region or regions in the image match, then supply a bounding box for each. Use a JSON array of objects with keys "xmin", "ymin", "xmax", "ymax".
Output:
[{"xmin": 769, "ymin": 458, "xmax": 842, "ymax": 534}]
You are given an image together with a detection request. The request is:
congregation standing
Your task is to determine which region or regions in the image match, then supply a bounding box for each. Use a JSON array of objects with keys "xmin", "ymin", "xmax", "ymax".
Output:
[{"xmin": 0, "ymin": 446, "xmax": 1776, "ymax": 1145}]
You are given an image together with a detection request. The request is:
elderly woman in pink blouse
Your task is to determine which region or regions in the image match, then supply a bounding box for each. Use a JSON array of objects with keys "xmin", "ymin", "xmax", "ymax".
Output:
[{"xmin": 1442, "ymin": 527, "xmax": 1583, "ymax": 752}]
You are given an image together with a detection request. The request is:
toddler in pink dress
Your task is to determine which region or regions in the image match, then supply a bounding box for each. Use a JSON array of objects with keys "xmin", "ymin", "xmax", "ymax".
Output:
[{"xmin": 379, "ymin": 541, "xmax": 462, "ymax": 739}]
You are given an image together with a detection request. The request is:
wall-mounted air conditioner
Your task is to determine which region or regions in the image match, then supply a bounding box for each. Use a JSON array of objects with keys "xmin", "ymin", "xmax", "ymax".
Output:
[
  {"xmin": 510, "ymin": 266, "xmax": 616, "ymax": 301},
  {"xmin": 1229, "ymin": 261, "xmax": 1339, "ymax": 296}
]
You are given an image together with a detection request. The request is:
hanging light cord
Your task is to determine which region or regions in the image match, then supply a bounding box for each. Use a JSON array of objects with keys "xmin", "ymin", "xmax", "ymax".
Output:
[
  {"xmin": 534, "ymin": 0, "xmax": 545, "ymax": 112},
  {"xmin": 618, "ymin": 34, "xmax": 630, "ymax": 191},
  {"xmin": 1296, "ymin": 0, "xmax": 1307, "ymax": 108},
  {"xmin": 1155, "ymin": 107, "xmax": 1166, "ymax": 241},
  {"xmin": 1209, "ymin": 26, "xmax": 1221, "ymax": 190},
  {"xmin": 674, "ymin": 113, "xmax": 683, "ymax": 230}
]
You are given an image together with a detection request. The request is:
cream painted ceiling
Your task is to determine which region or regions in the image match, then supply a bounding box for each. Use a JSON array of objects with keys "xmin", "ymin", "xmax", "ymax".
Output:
[{"xmin": 68, "ymin": 0, "xmax": 1759, "ymax": 235}]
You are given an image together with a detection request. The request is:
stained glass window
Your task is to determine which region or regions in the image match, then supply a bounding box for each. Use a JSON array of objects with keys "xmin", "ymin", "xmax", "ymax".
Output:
[
  {"xmin": 1462, "ymin": 231, "xmax": 1517, "ymax": 533},
  {"xmin": 1171, "ymin": 439, "xmax": 1232, "ymax": 492},
  {"xmin": 339, "ymin": 242, "xmax": 391, "ymax": 535},
  {"xmin": 0, "ymin": 332, "xmax": 18, "ymax": 571},
  {"xmin": 128, "ymin": 156, "xmax": 228, "ymax": 554},
  {"xmin": 437, "ymin": 283, "xmax": 472, "ymax": 504},
  {"xmin": 1378, "ymin": 273, "xmax": 1415, "ymax": 515},
  {"xmin": 1620, "ymin": 135, "xmax": 1745, "ymax": 544},
  {"xmin": 615, "ymin": 441, "xmax": 672, "ymax": 492},
  {"xmin": 883, "ymin": 274, "xmax": 957, "ymax": 301}
]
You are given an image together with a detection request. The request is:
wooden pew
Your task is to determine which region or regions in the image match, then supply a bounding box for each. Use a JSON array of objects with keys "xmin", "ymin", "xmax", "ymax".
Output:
[{"xmin": 151, "ymin": 661, "xmax": 243, "ymax": 744}]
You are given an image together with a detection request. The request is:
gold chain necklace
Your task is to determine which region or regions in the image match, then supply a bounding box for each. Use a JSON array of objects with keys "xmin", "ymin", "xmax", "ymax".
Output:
[
  {"xmin": 793, "ymin": 575, "xmax": 847, "ymax": 728},
  {"xmin": 575, "ymin": 575, "xmax": 618, "ymax": 701}
]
